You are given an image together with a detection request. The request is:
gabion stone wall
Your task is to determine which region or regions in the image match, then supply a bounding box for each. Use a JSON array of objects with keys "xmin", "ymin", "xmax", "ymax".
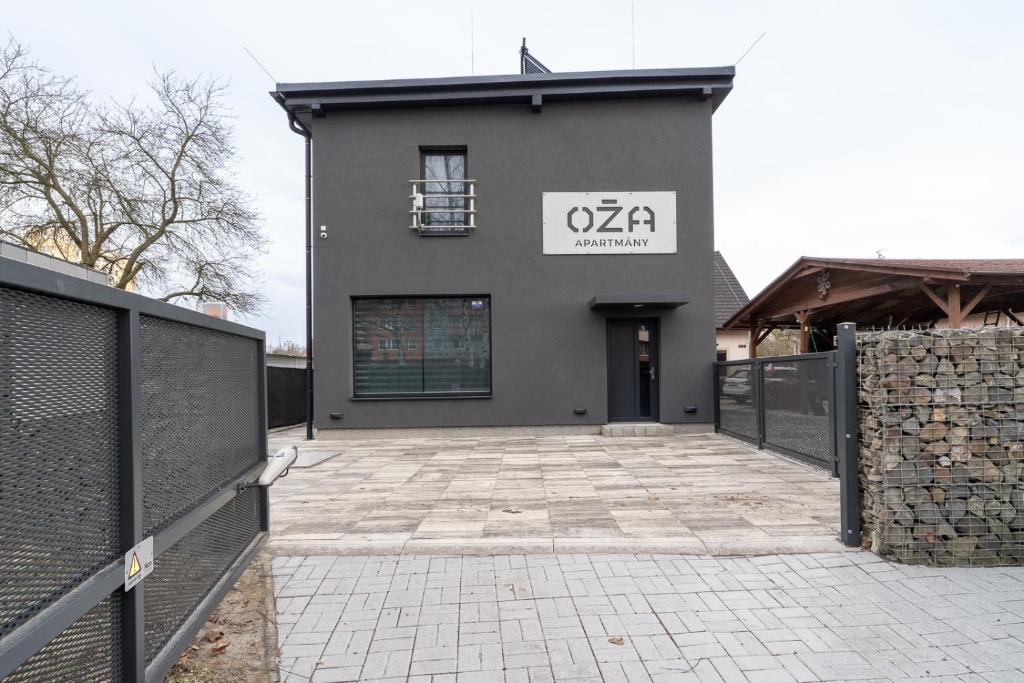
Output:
[{"xmin": 858, "ymin": 328, "xmax": 1024, "ymax": 565}]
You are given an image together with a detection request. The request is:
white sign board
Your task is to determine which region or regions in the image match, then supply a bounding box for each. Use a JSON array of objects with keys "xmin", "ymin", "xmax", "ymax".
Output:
[
  {"xmin": 542, "ymin": 191, "xmax": 676, "ymax": 255},
  {"xmin": 124, "ymin": 536, "xmax": 154, "ymax": 591}
]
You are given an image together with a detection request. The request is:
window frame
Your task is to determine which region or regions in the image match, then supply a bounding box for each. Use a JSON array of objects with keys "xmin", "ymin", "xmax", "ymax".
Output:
[
  {"xmin": 351, "ymin": 294, "xmax": 493, "ymax": 400},
  {"xmin": 419, "ymin": 147, "xmax": 469, "ymax": 229}
]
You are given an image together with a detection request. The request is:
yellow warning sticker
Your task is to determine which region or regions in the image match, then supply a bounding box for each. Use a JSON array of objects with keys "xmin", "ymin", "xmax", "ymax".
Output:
[
  {"xmin": 124, "ymin": 536, "xmax": 153, "ymax": 591},
  {"xmin": 128, "ymin": 551, "xmax": 142, "ymax": 578}
]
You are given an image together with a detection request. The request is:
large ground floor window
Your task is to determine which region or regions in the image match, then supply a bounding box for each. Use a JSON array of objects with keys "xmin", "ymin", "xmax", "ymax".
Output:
[{"xmin": 352, "ymin": 296, "xmax": 491, "ymax": 397}]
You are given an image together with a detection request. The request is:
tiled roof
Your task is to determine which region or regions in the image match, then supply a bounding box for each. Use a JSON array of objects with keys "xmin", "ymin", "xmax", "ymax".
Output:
[
  {"xmin": 723, "ymin": 255, "xmax": 1024, "ymax": 330},
  {"xmin": 807, "ymin": 258, "xmax": 1024, "ymax": 275},
  {"xmin": 714, "ymin": 251, "xmax": 749, "ymax": 328}
]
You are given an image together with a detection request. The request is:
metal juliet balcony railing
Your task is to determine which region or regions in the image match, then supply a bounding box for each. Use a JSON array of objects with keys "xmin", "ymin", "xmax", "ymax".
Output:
[{"xmin": 409, "ymin": 179, "xmax": 477, "ymax": 234}]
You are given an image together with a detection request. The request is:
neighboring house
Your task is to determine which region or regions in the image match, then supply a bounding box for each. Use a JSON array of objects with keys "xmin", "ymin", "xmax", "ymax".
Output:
[
  {"xmin": 0, "ymin": 239, "xmax": 109, "ymax": 286},
  {"xmin": 267, "ymin": 353, "xmax": 307, "ymax": 369},
  {"xmin": 273, "ymin": 64, "xmax": 735, "ymax": 436},
  {"xmin": 713, "ymin": 251, "xmax": 750, "ymax": 361}
]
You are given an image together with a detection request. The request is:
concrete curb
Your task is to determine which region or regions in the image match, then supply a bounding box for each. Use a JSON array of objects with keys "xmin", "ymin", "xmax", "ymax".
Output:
[
  {"xmin": 264, "ymin": 535, "xmax": 850, "ymax": 557},
  {"xmin": 314, "ymin": 423, "xmax": 715, "ymax": 440}
]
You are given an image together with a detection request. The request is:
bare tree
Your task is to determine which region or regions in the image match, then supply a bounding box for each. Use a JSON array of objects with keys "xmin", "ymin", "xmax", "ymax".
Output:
[
  {"xmin": 758, "ymin": 329, "xmax": 801, "ymax": 356},
  {"xmin": 269, "ymin": 339, "xmax": 306, "ymax": 357},
  {"xmin": 0, "ymin": 38, "xmax": 264, "ymax": 313}
]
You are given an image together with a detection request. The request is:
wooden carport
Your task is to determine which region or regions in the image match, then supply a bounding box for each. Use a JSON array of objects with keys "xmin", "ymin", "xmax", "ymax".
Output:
[{"xmin": 723, "ymin": 258, "xmax": 1024, "ymax": 357}]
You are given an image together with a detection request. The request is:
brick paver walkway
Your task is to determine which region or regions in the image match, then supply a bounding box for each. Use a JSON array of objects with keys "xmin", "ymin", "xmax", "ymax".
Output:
[
  {"xmin": 273, "ymin": 551, "xmax": 1024, "ymax": 682},
  {"xmin": 267, "ymin": 433, "xmax": 840, "ymax": 556}
]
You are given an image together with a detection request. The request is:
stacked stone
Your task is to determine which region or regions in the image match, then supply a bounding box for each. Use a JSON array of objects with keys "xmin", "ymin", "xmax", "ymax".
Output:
[{"xmin": 857, "ymin": 327, "xmax": 1024, "ymax": 566}]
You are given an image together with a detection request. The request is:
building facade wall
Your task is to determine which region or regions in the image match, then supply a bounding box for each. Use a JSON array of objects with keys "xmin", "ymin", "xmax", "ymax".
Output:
[
  {"xmin": 715, "ymin": 329, "xmax": 749, "ymax": 360},
  {"xmin": 310, "ymin": 98, "xmax": 717, "ymax": 430}
]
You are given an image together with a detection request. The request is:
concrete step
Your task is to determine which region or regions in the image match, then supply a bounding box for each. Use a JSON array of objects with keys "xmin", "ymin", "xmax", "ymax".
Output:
[{"xmin": 601, "ymin": 423, "xmax": 675, "ymax": 437}]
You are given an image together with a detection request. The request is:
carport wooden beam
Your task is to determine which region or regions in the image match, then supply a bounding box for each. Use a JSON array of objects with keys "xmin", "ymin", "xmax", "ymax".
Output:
[
  {"xmin": 770, "ymin": 278, "xmax": 922, "ymax": 319},
  {"xmin": 748, "ymin": 322, "xmax": 775, "ymax": 358},
  {"xmin": 920, "ymin": 283, "xmax": 992, "ymax": 328},
  {"xmin": 724, "ymin": 258, "xmax": 1024, "ymax": 341},
  {"xmin": 796, "ymin": 310, "xmax": 811, "ymax": 354}
]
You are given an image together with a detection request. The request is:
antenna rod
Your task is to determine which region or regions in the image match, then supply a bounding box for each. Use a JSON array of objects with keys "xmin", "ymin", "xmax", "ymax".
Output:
[
  {"xmin": 631, "ymin": 2, "xmax": 637, "ymax": 68},
  {"xmin": 470, "ymin": 11, "xmax": 475, "ymax": 75},
  {"xmin": 734, "ymin": 32, "xmax": 766, "ymax": 65},
  {"xmin": 243, "ymin": 46, "xmax": 277, "ymax": 83}
]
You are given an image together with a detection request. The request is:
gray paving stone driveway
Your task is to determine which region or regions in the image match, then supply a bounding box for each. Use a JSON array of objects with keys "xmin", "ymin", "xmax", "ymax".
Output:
[
  {"xmin": 266, "ymin": 431, "xmax": 840, "ymax": 556},
  {"xmin": 272, "ymin": 551, "xmax": 1024, "ymax": 683}
]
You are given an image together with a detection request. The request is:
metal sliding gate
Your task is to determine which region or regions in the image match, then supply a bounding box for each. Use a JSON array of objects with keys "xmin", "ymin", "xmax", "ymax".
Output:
[
  {"xmin": 715, "ymin": 325, "xmax": 863, "ymax": 549},
  {"xmin": 714, "ymin": 350, "xmax": 839, "ymax": 474},
  {"xmin": 0, "ymin": 259, "xmax": 269, "ymax": 682}
]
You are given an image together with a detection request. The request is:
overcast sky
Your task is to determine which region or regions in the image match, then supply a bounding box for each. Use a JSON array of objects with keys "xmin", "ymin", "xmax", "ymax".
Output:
[{"xmin": 7, "ymin": 1, "xmax": 1023, "ymax": 344}]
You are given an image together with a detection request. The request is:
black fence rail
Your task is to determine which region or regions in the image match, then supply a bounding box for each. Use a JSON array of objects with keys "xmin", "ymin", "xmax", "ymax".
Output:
[
  {"xmin": 0, "ymin": 259, "xmax": 268, "ymax": 682},
  {"xmin": 715, "ymin": 351, "xmax": 839, "ymax": 474}
]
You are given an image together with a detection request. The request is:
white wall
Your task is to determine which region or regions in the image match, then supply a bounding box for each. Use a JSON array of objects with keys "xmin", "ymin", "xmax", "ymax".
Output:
[
  {"xmin": 935, "ymin": 311, "xmax": 1019, "ymax": 329},
  {"xmin": 715, "ymin": 329, "xmax": 750, "ymax": 361}
]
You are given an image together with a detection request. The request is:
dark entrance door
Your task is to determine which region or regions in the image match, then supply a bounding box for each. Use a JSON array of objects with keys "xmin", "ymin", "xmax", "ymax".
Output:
[{"xmin": 607, "ymin": 318, "xmax": 659, "ymax": 422}]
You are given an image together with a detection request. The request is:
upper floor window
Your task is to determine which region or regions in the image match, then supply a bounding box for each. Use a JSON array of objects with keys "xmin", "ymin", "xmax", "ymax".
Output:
[{"xmin": 411, "ymin": 149, "xmax": 475, "ymax": 235}]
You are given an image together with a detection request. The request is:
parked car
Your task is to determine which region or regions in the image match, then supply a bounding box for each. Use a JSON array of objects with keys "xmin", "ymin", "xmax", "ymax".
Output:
[
  {"xmin": 721, "ymin": 368, "xmax": 752, "ymax": 402},
  {"xmin": 763, "ymin": 363, "xmax": 828, "ymax": 416}
]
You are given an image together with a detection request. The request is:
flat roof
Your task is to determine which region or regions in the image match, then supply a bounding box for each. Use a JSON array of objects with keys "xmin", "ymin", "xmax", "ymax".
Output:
[{"xmin": 273, "ymin": 67, "xmax": 734, "ymax": 114}]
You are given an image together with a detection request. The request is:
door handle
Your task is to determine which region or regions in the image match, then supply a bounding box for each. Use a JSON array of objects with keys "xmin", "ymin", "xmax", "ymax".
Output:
[{"xmin": 650, "ymin": 365, "xmax": 656, "ymax": 382}]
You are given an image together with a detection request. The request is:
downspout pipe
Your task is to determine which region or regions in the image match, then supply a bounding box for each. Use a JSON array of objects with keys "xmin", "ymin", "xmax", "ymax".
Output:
[{"xmin": 282, "ymin": 104, "xmax": 315, "ymax": 441}]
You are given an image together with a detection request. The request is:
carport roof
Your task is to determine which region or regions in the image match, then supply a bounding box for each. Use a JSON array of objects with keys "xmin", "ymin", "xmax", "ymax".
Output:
[{"xmin": 723, "ymin": 256, "xmax": 1024, "ymax": 332}]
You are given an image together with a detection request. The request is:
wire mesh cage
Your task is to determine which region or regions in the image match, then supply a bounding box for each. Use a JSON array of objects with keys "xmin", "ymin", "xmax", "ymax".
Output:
[{"xmin": 858, "ymin": 327, "xmax": 1024, "ymax": 566}]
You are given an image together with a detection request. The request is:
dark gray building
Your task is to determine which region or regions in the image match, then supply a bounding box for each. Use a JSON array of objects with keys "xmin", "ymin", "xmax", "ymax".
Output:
[{"xmin": 273, "ymin": 66, "xmax": 734, "ymax": 436}]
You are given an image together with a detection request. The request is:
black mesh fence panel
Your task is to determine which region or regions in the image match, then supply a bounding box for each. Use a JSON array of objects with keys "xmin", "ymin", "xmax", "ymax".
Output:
[
  {"xmin": 4, "ymin": 595, "xmax": 123, "ymax": 683},
  {"xmin": 717, "ymin": 362, "xmax": 758, "ymax": 441},
  {"xmin": 140, "ymin": 316, "xmax": 261, "ymax": 535},
  {"xmin": 0, "ymin": 287, "xmax": 121, "ymax": 640},
  {"xmin": 762, "ymin": 357, "xmax": 835, "ymax": 469},
  {"xmin": 143, "ymin": 488, "xmax": 262, "ymax": 662},
  {"xmin": 2, "ymin": 270, "xmax": 266, "ymax": 680},
  {"xmin": 268, "ymin": 366, "xmax": 306, "ymax": 428}
]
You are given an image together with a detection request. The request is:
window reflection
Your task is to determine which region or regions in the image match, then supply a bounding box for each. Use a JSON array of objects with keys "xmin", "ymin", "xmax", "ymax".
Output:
[
  {"xmin": 422, "ymin": 151, "xmax": 467, "ymax": 226},
  {"xmin": 353, "ymin": 296, "xmax": 490, "ymax": 396}
]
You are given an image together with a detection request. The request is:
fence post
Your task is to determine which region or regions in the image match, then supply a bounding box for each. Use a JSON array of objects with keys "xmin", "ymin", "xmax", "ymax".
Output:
[
  {"xmin": 118, "ymin": 309, "xmax": 146, "ymax": 681},
  {"xmin": 835, "ymin": 322, "xmax": 861, "ymax": 547},
  {"xmin": 712, "ymin": 362, "xmax": 721, "ymax": 431},
  {"xmin": 257, "ymin": 338, "xmax": 271, "ymax": 533},
  {"xmin": 754, "ymin": 359, "xmax": 765, "ymax": 449},
  {"xmin": 829, "ymin": 350, "xmax": 840, "ymax": 478}
]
